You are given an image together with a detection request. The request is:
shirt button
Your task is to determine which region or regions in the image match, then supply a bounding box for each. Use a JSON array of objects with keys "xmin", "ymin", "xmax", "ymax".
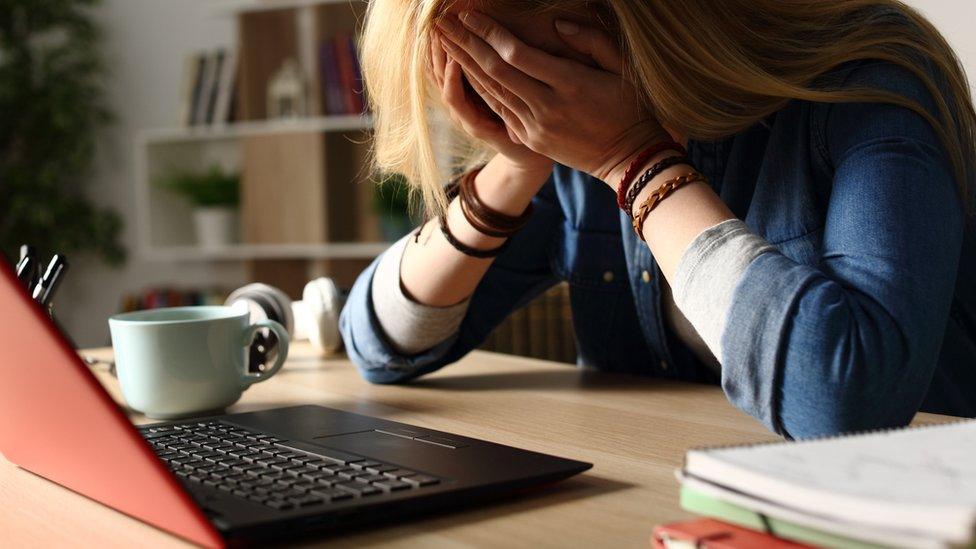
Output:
[
  {"xmin": 603, "ymin": 271, "xmax": 614, "ymax": 283},
  {"xmin": 641, "ymin": 270, "xmax": 652, "ymax": 283},
  {"xmin": 660, "ymin": 360, "xmax": 669, "ymax": 371}
]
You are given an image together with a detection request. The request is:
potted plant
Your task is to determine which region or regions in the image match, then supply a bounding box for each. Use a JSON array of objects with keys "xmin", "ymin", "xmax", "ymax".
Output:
[
  {"xmin": 0, "ymin": 0, "xmax": 125, "ymax": 265},
  {"xmin": 156, "ymin": 165, "xmax": 241, "ymax": 248},
  {"xmin": 372, "ymin": 172, "xmax": 414, "ymax": 241}
]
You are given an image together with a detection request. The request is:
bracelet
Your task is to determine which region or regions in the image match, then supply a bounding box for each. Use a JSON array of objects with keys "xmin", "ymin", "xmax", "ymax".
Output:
[
  {"xmin": 624, "ymin": 155, "xmax": 691, "ymax": 217},
  {"xmin": 459, "ymin": 167, "xmax": 533, "ymax": 238},
  {"xmin": 632, "ymin": 172, "xmax": 707, "ymax": 241},
  {"xmin": 431, "ymin": 178, "xmax": 511, "ymax": 258},
  {"xmin": 615, "ymin": 140, "xmax": 687, "ymax": 210},
  {"xmin": 439, "ymin": 215, "xmax": 510, "ymax": 258}
]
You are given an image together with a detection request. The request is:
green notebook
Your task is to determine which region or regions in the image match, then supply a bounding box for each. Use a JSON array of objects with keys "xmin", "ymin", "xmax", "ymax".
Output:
[{"xmin": 680, "ymin": 485, "xmax": 886, "ymax": 549}]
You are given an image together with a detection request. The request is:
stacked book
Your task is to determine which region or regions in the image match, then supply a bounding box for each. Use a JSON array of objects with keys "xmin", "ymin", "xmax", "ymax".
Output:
[
  {"xmin": 318, "ymin": 32, "xmax": 367, "ymax": 115},
  {"xmin": 180, "ymin": 48, "xmax": 238, "ymax": 126},
  {"xmin": 480, "ymin": 283, "xmax": 577, "ymax": 364},
  {"xmin": 661, "ymin": 421, "xmax": 976, "ymax": 548}
]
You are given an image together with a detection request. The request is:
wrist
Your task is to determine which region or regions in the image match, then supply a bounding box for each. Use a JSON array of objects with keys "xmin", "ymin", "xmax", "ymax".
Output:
[{"xmin": 476, "ymin": 154, "xmax": 551, "ymax": 216}]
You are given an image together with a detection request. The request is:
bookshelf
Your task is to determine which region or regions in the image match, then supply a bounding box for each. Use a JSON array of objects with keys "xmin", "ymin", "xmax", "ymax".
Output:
[{"xmin": 135, "ymin": 0, "xmax": 383, "ymax": 294}]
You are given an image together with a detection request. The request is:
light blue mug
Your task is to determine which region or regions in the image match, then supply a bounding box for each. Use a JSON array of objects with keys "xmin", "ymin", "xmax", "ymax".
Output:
[{"xmin": 109, "ymin": 306, "xmax": 289, "ymax": 419}]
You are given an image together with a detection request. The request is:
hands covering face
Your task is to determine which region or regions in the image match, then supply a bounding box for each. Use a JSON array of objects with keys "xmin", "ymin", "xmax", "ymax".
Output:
[{"xmin": 435, "ymin": 11, "xmax": 670, "ymax": 186}]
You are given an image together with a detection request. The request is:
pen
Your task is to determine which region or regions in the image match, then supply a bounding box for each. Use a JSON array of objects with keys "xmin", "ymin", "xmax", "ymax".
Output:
[
  {"xmin": 32, "ymin": 254, "xmax": 69, "ymax": 307},
  {"xmin": 18, "ymin": 244, "xmax": 40, "ymax": 291},
  {"xmin": 15, "ymin": 255, "xmax": 38, "ymax": 289}
]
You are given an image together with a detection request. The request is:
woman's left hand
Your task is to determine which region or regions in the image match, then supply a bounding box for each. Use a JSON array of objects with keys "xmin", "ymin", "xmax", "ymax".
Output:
[{"xmin": 436, "ymin": 11, "xmax": 671, "ymax": 187}]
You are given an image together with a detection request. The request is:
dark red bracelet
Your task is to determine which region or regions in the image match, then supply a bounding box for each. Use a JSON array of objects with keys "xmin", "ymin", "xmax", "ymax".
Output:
[{"xmin": 616, "ymin": 141, "xmax": 687, "ymax": 210}]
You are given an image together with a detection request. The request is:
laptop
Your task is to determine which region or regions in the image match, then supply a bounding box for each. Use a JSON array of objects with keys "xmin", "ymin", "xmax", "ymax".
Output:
[{"xmin": 0, "ymin": 262, "xmax": 591, "ymax": 547}]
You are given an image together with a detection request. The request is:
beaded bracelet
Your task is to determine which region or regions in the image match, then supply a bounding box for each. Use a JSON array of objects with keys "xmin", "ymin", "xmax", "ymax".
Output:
[
  {"xmin": 631, "ymin": 172, "xmax": 707, "ymax": 241},
  {"xmin": 615, "ymin": 141, "xmax": 687, "ymax": 210},
  {"xmin": 459, "ymin": 167, "xmax": 533, "ymax": 238},
  {"xmin": 624, "ymin": 155, "xmax": 691, "ymax": 218}
]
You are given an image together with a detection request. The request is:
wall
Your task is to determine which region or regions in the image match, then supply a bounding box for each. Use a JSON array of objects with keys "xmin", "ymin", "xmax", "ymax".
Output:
[
  {"xmin": 58, "ymin": 0, "xmax": 246, "ymax": 347},
  {"xmin": 58, "ymin": 0, "xmax": 976, "ymax": 347}
]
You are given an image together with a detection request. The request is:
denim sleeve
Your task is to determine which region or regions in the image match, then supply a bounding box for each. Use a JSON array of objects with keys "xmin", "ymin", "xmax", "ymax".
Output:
[
  {"xmin": 722, "ymin": 61, "xmax": 965, "ymax": 438},
  {"xmin": 339, "ymin": 177, "xmax": 563, "ymax": 384}
]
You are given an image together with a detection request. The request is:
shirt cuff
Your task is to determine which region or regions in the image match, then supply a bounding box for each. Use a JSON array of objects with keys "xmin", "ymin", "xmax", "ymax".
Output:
[
  {"xmin": 370, "ymin": 235, "xmax": 471, "ymax": 355},
  {"xmin": 672, "ymin": 219, "xmax": 775, "ymax": 362}
]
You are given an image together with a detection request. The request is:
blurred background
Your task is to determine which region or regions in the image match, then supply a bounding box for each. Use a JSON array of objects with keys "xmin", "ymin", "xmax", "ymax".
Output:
[{"xmin": 1, "ymin": 0, "xmax": 974, "ymax": 355}]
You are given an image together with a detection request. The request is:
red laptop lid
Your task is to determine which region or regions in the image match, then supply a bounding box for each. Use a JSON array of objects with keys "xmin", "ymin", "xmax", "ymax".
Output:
[{"xmin": 0, "ymin": 261, "xmax": 223, "ymax": 547}]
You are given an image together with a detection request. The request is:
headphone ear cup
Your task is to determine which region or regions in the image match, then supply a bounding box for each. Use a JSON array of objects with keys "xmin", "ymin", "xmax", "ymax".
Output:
[
  {"xmin": 225, "ymin": 283, "xmax": 295, "ymax": 335},
  {"xmin": 302, "ymin": 277, "xmax": 344, "ymax": 354},
  {"xmin": 225, "ymin": 283, "xmax": 295, "ymax": 373}
]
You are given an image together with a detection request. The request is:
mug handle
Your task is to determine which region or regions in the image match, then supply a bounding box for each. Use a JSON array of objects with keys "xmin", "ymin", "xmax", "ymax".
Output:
[{"xmin": 239, "ymin": 319, "xmax": 290, "ymax": 387}]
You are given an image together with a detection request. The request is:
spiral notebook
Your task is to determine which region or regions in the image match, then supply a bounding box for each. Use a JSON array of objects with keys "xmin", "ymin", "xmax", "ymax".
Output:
[{"xmin": 680, "ymin": 420, "xmax": 976, "ymax": 549}]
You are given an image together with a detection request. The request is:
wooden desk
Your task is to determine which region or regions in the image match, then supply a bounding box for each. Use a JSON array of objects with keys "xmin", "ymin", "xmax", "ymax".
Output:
[{"xmin": 0, "ymin": 344, "xmax": 947, "ymax": 548}]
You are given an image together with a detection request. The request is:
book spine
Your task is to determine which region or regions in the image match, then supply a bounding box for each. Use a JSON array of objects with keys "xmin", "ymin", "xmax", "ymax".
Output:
[
  {"xmin": 345, "ymin": 35, "xmax": 366, "ymax": 114},
  {"xmin": 560, "ymin": 283, "xmax": 576, "ymax": 363},
  {"xmin": 319, "ymin": 41, "xmax": 344, "ymax": 115},
  {"xmin": 527, "ymin": 293, "xmax": 546, "ymax": 359},
  {"xmin": 188, "ymin": 52, "xmax": 207, "ymax": 126},
  {"xmin": 333, "ymin": 34, "xmax": 357, "ymax": 115},
  {"xmin": 204, "ymin": 49, "xmax": 225, "ymax": 124}
]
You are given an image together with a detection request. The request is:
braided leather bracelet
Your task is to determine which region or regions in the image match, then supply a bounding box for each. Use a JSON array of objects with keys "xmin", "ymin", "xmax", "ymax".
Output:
[
  {"xmin": 624, "ymin": 155, "xmax": 691, "ymax": 218},
  {"xmin": 459, "ymin": 167, "xmax": 533, "ymax": 238},
  {"xmin": 631, "ymin": 172, "xmax": 708, "ymax": 241},
  {"xmin": 615, "ymin": 141, "xmax": 687, "ymax": 209}
]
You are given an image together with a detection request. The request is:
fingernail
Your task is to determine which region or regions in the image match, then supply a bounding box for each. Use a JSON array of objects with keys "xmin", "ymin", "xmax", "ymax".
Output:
[
  {"xmin": 459, "ymin": 11, "xmax": 485, "ymax": 30},
  {"xmin": 554, "ymin": 19, "xmax": 579, "ymax": 35}
]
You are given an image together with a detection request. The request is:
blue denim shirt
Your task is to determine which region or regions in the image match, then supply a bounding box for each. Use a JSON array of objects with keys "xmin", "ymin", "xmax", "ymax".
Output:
[{"xmin": 340, "ymin": 60, "xmax": 976, "ymax": 439}]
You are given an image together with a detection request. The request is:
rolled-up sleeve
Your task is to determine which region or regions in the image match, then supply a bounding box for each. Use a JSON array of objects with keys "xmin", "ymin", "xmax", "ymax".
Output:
[
  {"xmin": 721, "ymin": 62, "xmax": 965, "ymax": 438},
  {"xmin": 339, "ymin": 177, "xmax": 563, "ymax": 384}
]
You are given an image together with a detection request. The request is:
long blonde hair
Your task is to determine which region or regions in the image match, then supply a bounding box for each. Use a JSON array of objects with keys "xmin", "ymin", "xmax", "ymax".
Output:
[{"xmin": 361, "ymin": 0, "xmax": 976, "ymax": 215}]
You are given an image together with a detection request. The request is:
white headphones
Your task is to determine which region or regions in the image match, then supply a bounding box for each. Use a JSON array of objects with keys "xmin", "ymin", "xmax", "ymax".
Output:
[{"xmin": 225, "ymin": 278, "xmax": 344, "ymax": 363}]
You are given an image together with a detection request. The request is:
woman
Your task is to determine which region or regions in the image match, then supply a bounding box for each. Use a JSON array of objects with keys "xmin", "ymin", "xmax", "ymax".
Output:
[{"xmin": 340, "ymin": 0, "xmax": 976, "ymax": 439}]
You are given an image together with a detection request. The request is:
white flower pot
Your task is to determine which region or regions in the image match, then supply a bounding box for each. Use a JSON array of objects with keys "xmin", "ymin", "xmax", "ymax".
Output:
[{"xmin": 193, "ymin": 207, "xmax": 239, "ymax": 248}]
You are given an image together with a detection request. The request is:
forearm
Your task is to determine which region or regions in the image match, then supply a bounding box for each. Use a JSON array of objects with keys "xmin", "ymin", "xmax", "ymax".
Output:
[
  {"xmin": 400, "ymin": 154, "xmax": 550, "ymax": 307},
  {"xmin": 610, "ymin": 153, "xmax": 736, "ymax": 285}
]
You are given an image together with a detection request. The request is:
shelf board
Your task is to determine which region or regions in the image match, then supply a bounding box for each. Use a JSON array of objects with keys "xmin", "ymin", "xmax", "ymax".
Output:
[
  {"xmin": 140, "ymin": 115, "xmax": 372, "ymax": 144},
  {"xmin": 141, "ymin": 242, "xmax": 389, "ymax": 262},
  {"xmin": 210, "ymin": 0, "xmax": 361, "ymax": 16}
]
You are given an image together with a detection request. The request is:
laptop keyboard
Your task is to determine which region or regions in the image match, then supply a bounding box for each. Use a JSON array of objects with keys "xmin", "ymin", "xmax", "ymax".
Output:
[{"xmin": 140, "ymin": 421, "xmax": 441, "ymax": 512}]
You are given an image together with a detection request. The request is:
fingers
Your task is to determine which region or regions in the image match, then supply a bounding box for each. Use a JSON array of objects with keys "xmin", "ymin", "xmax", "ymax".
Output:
[
  {"xmin": 456, "ymin": 10, "xmax": 571, "ymax": 85},
  {"xmin": 456, "ymin": 54, "xmax": 528, "ymax": 140},
  {"xmin": 554, "ymin": 19, "xmax": 624, "ymax": 74},
  {"xmin": 430, "ymin": 37, "xmax": 446, "ymax": 89},
  {"xmin": 442, "ymin": 53, "xmax": 521, "ymax": 144},
  {"xmin": 436, "ymin": 14, "xmax": 550, "ymax": 112},
  {"xmin": 438, "ymin": 34, "xmax": 533, "ymax": 130}
]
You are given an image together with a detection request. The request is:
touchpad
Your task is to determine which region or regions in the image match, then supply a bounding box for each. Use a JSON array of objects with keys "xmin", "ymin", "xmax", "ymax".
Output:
[{"xmin": 314, "ymin": 430, "xmax": 456, "ymax": 461}]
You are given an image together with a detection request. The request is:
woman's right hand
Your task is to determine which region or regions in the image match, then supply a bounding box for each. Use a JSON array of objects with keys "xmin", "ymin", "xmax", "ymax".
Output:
[{"xmin": 431, "ymin": 37, "xmax": 553, "ymax": 180}]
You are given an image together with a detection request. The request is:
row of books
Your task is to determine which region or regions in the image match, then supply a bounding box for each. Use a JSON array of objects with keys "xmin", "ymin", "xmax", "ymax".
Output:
[
  {"xmin": 657, "ymin": 420, "xmax": 976, "ymax": 548},
  {"xmin": 318, "ymin": 33, "xmax": 367, "ymax": 116},
  {"xmin": 180, "ymin": 48, "xmax": 238, "ymax": 127},
  {"xmin": 119, "ymin": 287, "xmax": 230, "ymax": 314},
  {"xmin": 480, "ymin": 283, "xmax": 577, "ymax": 365}
]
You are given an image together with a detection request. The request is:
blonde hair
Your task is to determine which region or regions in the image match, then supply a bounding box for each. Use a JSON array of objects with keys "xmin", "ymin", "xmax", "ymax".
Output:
[{"xmin": 361, "ymin": 0, "xmax": 976, "ymax": 216}]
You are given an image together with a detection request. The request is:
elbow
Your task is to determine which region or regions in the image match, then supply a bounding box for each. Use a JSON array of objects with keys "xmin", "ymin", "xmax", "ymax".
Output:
[{"xmin": 775, "ymin": 286, "xmax": 923, "ymax": 439}]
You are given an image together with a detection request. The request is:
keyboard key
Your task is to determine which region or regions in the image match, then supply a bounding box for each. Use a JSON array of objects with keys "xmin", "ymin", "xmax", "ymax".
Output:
[
  {"xmin": 366, "ymin": 464, "xmax": 398, "ymax": 474},
  {"xmin": 314, "ymin": 475, "xmax": 340, "ymax": 487},
  {"xmin": 373, "ymin": 480, "xmax": 411, "ymax": 491},
  {"xmin": 336, "ymin": 480, "xmax": 381, "ymax": 496},
  {"xmin": 248, "ymin": 494, "xmax": 270, "ymax": 504},
  {"xmin": 384, "ymin": 469, "xmax": 418, "ymax": 479},
  {"xmin": 293, "ymin": 495, "xmax": 325, "ymax": 507},
  {"xmin": 291, "ymin": 481, "xmax": 317, "ymax": 492},
  {"xmin": 350, "ymin": 460, "xmax": 381, "ymax": 470},
  {"xmin": 260, "ymin": 458, "xmax": 289, "ymax": 468},
  {"xmin": 404, "ymin": 475, "xmax": 440, "ymax": 487},
  {"xmin": 309, "ymin": 488, "xmax": 353, "ymax": 502},
  {"xmin": 355, "ymin": 474, "xmax": 388, "ymax": 483},
  {"xmin": 243, "ymin": 452, "xmax": 274, "ymax": 464},
  {"xmin": 265, "ymin": 499, "xmax": 293, "ymax": 510}
]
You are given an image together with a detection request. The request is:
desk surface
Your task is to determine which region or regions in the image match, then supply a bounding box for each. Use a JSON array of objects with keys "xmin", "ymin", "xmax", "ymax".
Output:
[{"xmin": 0, "ymin": 344, "xmax": 947, "ymax": 548}]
